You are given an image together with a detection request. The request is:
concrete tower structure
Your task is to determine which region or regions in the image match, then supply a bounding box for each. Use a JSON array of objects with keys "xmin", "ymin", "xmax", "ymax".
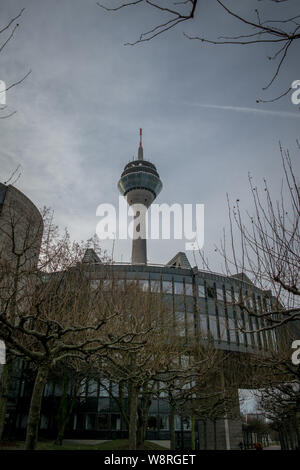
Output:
[{"xmin": 118, "ymin": 129, "xmax": 162, "ymax": 264}]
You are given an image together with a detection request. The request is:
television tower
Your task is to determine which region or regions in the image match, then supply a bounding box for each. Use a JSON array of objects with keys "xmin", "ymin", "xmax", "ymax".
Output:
[{"xmin": 118, "ymin": 129, "xmax": 162, "ymax": 264}]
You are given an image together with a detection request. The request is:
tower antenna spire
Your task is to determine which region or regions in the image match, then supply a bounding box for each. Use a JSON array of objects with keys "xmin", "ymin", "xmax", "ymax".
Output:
[{"xmin": 138, "ymin": 128, "xmax": 143, "ymax": 160}]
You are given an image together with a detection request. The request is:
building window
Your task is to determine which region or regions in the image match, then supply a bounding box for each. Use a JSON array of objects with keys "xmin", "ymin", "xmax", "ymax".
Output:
[
  {"xmin": 86, "ymin": 414, "xmax": 96, "ymax": 430},
  {"xmin": 44, "ymin": 382, "xmax": 54, "ymax": 397},
  {"xmin": 162, "ymin": 281, "xmax": 172, "ymax": 294},
  {"xmin": 248, "ymin": 296, "xmax": 254, "ymax": 309},
  {"xmin": 73, "ymin": 415, "xmax": 77, "ymax": 430},
  {"xmin": 182, "ymin": 417, "xmax": 191, "ymax": 430},
  {"xmin": 186, "ymin": 312, "xmax": 195, "ymax": 336},
  {"xmin": 185, "ymin": 283, "xmax": 193, "ymax": 296},
  {"xmin": 174, "ymin": 311, "xmax": 185, "ymax": 337},
  {"xmin": 103, "ymin": 280, "xmax": 112, "ymax": 290},
  {"xmin": 228, "ymin": 318, "xmax": 236, "ymax": 343},
  {"xmin": 233, "ymin": 290, "xmax": 240, "ymax": 303},
  {"xmin": 148, "ymin": 416, "xmax": 158, "ymax": 431},
  {"xmin": 225, "ymin": 288, "xmax": 233, "ymax": 304},
  {"xmin": 158, "ymin": 415, "xmax": 169, "ymax": 431},
  {"xmin": 150, "ymin": 280, "xmax": 160, "ymax": 292},
  {"xmin": 90, "ymin": 280, "xmax": 100, "ymax": 290},
  {"xmin": 116, "ymin": 279, "xmax": 125, "ymax": 290},
  {"xmin": 174, "ymin": 415, "xmax": 181, "ymax": 431},
  {"xmin": 244, "ymin": 319, "xmax": 252, "ymax": 346},
  {"xmin": 207, "ymin": 299, "xmax": 215, "ymax": 315},
  {"xmin": 40, "ymin": 415, "xmax": 49, "ymax": 430},
  {"xmin": 237, "ymin": 322, "xmax": 245, "ymax": 344},
  {"xmin": 87, "ymin": 380, "xmax": 98, "ymax": 397},
  {"xmin": 208, "ymin": 316, "xmax": 218, "ymax": 339},
  {"xmin": 99, "ymin": 379, "xmax": 110, "ymax": 397},
  {"xmin": 111, "ymin": 414, "xmax": 121, "ymax": 430},
  {"xmin": 158, "ymin": 381, "xmax": 168, "ymax": 397},
  {"xmin": 265, "ymin": 297, "xmax": 271, "ymax": 311},
  {"xmin": 54, "ymin": 383, "xmax": 62, "ymax": 397},
  {"xmin": 78, "ymin": 379, "xmax": 87, "ymax": 397},
  {"xmin": 111, "ymin": 382, "xmax": 119, "ymax": 397},
  {"xmin": 139, "ymin": 280, "xmax": 149, "ymax": 291},
  {"xmin": 174, "ymin": 282, "xmax": 184, "ymax": 295},
  {"xmin": 218, "ymin": 316, "xmax": 228, "ymax": 341},
  {"xmin": 180, "ymin": 355, "xmax": 190, "ymax": 369},
  {"xmin": 206, "ymin": 285, "xmax": 215, "ymax": 299},
  {"xmin": 216, "ymin": 287, "xmax": 224, "ymax": 301},
  {"xmin": 199, "ymin": 315, "xmax": 208, "ymax": 338},
  {"xmin": 20, "ymin": 415, "xmax": 27, "ymax": 429},
  {"xmin": 97, "ymin": 414, "xmax": 109, "ymax": 430},
  {"xmin": 20, "ymin": 381, "xmax": 25, "ymax": 397},
  {"xmin": 270, "ymin": 329, "xmax": 277, "ymax": 350},
  {"xmin": 198, "ymin": 284, "xmax": 205, "ymax": 298},
  {"xmin": 98, "ymin": 398, "xmax": 110, "ymax": 412}
]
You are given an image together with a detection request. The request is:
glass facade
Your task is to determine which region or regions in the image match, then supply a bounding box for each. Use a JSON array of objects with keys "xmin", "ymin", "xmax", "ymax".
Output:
[
  {"xmin": 118, "ymin": 171, "xmax": 163, "ymax": 197},
  {"xmin": 10, "ymin": 262, "xmax": 275, "ymax": 441},
  {"xmin": 90, "ymin": 263, "xmax": 275, "ymax": 352}
]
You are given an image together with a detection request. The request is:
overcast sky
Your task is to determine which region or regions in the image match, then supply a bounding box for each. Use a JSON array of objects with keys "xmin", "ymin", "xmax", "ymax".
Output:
[{"xmin": 1, "ymin": 0, "xmax": 299, "ymax": 269}]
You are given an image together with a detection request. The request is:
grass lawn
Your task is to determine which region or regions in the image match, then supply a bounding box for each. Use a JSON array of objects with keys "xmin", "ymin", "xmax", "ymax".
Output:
[{"xmin": 0, "ymin": 439, "xmax": 168, "ymax": 451}]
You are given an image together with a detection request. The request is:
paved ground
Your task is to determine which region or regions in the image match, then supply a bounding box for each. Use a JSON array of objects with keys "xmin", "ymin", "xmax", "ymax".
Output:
[
  {"xmin": 263, "ymin": 445, "xmax": 281, "ymax": 450},
  {"xmin": 148, "ymin": 440, "xmax": 170, "ymax": 449},
  {"xmin": 63, "ymin": 439, "xmax": 170, "ymax": 448},
  {"xmin": 62, "ymin": 440, "xmax": 280, "ymax": 450},
  {"xmin": 63, "ymin": 439, "xmax": 109, "ymax": 446}
]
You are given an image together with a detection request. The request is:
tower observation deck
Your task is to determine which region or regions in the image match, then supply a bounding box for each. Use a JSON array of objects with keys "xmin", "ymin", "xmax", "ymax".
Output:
[{"xmin": 118, "ymin": 129, "xmax": 162, "ymax": 264}]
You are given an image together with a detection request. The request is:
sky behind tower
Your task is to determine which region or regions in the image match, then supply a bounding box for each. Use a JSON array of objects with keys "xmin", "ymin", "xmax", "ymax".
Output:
[{"xmin": 1, "ymin": 0, "xmax": 299, "ymax": 270}]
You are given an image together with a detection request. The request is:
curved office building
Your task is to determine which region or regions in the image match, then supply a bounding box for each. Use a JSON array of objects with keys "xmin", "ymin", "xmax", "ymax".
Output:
[
  {"xmin": 6, "ymin": 132, "xmax": 276, "ymax": 449},
  {"xmin": 30, "ymin": 256, "xmax": 273, "ymax": 450}
]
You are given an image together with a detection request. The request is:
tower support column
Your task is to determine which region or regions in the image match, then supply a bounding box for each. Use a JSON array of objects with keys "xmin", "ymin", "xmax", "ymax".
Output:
[{"xmin": 131, "ymin": 203, "xmax": 147, "ymax": 264}]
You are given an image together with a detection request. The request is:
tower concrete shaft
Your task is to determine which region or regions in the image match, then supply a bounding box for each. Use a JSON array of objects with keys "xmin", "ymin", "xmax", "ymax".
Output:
[
  {"xmin": 127, "ymin": 188, "xmax": 153, "ymax": 265},
  {"xmin": 131, "ymin": 200, "xmax": 147, "ymax": 265},
  {"xmin": 118, "ymin": 129, "xmax": 162, "ymax": 265}
]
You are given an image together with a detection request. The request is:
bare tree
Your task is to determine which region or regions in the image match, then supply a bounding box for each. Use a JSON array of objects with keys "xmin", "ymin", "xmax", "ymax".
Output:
[
  {"xmin": 241, "ymin": 414, "xmax": 271, "ymax": 448},
  {"xmin": 196, "ymin": 144, "xmax": 299, "ymax": 334},
  {"xmin": 97, "ymin": 0, "xmax": 300, "ymax": 101},
  {"xmin": 166, "ymin": 349, "xmax": 249, "ymax": 450},
  {"xmin": 89, "ymin": 281, "xmax": 180, "ymax": 450},
  {"xmin": 248, "ymin": 326, "xmax": 300, "ymax": 449},
  {"xmin": 0, "ymin": 8, "xmax": 31, "ymax": 119},
  {"xmin": 0, "ymin": 207, "xmax": 145, "ymax": 450}
]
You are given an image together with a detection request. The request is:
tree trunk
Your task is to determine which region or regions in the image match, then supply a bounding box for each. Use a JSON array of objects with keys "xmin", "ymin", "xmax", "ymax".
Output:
[
  {"xmin": 136, "ymin": 421, "xmax": 145, "ymax": 447},
  {"xmin": 136, "ymin": 413, "xmax": 147, "ymax": 447},
  {"xmin": 169, "ymin": 407, "xmax": 175, "ymax": 450},
  {"xmin": 191, "ymin": 414, "xmax": 195, "ymax": 450},
  {"xmin": 137, "ymin": 394, "xmax": 151, "ymax": 447},
  {"xmin": 25, "ymin": 364, "xmax": 49, "ymax": 450},
  {"xmin": 293, "ymin": 411, "xmax": 300, "ymax": 449},
  {"xmin": 203, "ymin": 420, "xmax": 207, "ymax": 450},
  {"xmin": 0, "ymin": 361, "xmax": 11, "ymax": 440},
  {"xmin": 197, "ymin": 420, "xmax": 201, "ymax": 450},
  {"xmin": 213, "ymin": 419, "xmax": 217, "ymax": 450},
  {"xmin": 128, "ymin": 385, "xmax": 138, "ymax": 450},
  {"xmin": 280, "ymin": 428, "xmax": 287, "ymax": 450},
  {"xmin": 55, "ymin": 374, "xmax": 73, "ymax": 446}
]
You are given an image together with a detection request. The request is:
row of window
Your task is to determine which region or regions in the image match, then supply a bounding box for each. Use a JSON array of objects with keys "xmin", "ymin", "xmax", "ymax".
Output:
[
  {"xmin": 197, "ymin": 283, "xmax": 271, "ymax": 310},
  {"xmin": 90, "ymin": 279, "xmax": 193, "ymax": 295},
  {"xmin": 76, "ymin": 379, "xmax": 171, "ymax": 399},
  {"xmin": 91, "ymin": 278, "xmax": 272, "ymax": 313},
  {"xmin": 173, "ymin": 310, "xmax": 276, "ymax": 349},
  {"xmin": 17, "ymin": 412, "xmax": 191, "ymax": 432},
  {"xmin": 38, "ymin": 413, "xmax": 190, "ymax": 432},
  {"xmin": 89, "ymin": 276, "xmax": 275, "ymax": 350}
]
